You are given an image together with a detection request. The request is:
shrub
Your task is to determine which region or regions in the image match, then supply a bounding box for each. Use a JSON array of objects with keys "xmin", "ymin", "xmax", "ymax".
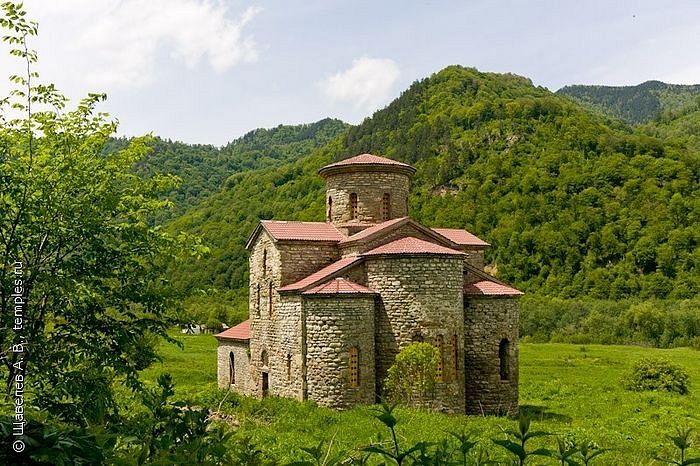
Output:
[
  {"xmin": 622, "ymin": 358, "xmax": 690, "ymax": 394},
  {"xmin": 383, "ymin": 343, "xmax": 439, "ymax": 407}
]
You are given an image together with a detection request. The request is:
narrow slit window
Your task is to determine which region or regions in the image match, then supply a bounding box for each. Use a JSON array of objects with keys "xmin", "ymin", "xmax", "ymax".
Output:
[
  {"xmin": 350, "ymin": 193, "xmax": 358, "ymax": 220},
  {"xmin": 327, "ymin": 196, "xmax": 333, "ymax": 221},
  {"xmin": 436, "ymin": 335, "xmax": 445, "ymax": 382},
  {"xmin": 262, "ymin": 249, "xmax": 267, "ymax": 277},
  {"xmin": 228, "ymin": 351, "xmax": 235, "ymax": 385},
  {"xmin": 256, "ymin": 284, "xmax": 261, "ymax": 316},
  {"xmin": 499, "ymin": 339, "xmax": 510, "ymax": 381},
  {"xmin": 381, "ymin": 193, "xmax": 391, "ymax": 220},
  {"xmin": 349, "ymin": 347, "xmax": 359, "ymax": 387},
  {"xmin": 286, "ymin": 353, "xmax": 292, "ymax": 382},
  {"xmin": 452, "ymin": 334, "xmax": 459, "ymax": 375},
  {"xmin": 268, "ymin": 282, "xmax": 273, "ymax": 316}
]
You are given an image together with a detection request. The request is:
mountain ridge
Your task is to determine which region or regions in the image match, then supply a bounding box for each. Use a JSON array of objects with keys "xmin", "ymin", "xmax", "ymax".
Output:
[
  {"xmin": 557, "ymin": 80, "xmax": 700, "ymax": 125},
  {"xmin": 164, "ymin": 65, "xmax": 698, "ymax": 316}
]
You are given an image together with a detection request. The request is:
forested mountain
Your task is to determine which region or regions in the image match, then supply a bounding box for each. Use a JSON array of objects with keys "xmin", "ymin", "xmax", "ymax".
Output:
[
  {"xmin": 640, "ymin": 101, "xmax": 700, "ymax": 153},
  {"xmin": 557, "ymin": 80, "xmax": 700, "ymax": 125},
  {"xmin": 166, "ymin": 66, "xmax": 699, "ymax": 317},
  {"xmin": 105, "ymin": 118, "xmax": 348, "ymax": 222}
]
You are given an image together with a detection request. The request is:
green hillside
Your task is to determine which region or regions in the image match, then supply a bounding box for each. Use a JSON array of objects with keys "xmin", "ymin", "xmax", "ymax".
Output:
[
  {"xmin": 167, "ymin": 66, "xmax": 699, "ymax": 318},
  {"xmin": 105, "ymin": 118, "xmax": 348, "ymax": 222},
  {"xmin": 640, "ymin": 101, "xmax": 700, "ymax": 153},
  {"xmin": 557, "ymin": 80, "xmax": 700, "ymax": 125}
]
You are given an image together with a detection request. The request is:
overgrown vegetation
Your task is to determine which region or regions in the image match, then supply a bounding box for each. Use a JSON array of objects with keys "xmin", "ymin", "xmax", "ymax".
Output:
[
  {"xmin": 135, "ymin": 335, "xmax": 700, "ymax": 465},
  {"xmin": 521, "ymin": 297, "xmax": 700, "ymax": 348},
  {"xmin": 384, "ymin": 343, "xmax": 440, "ymax": 408},
  {"xmin": 622, "ymin": 358, "xmax": 690, "ymax": 395},
  {"xmin": 0, "ymin": 3, "xmax": 214, "ymax": 464}
]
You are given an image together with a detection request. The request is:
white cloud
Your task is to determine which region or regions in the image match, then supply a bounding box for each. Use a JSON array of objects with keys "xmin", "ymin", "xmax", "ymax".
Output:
[
  {"xmin": 321, "ymin": 57, "xmax": 400, "ymax": 111},
  {"xmin": 2, "ymin": 0, "xmax": 261, "ymax": 92}
]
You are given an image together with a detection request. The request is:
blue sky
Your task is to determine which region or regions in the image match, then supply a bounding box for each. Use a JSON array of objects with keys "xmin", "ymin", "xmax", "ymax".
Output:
[{"xmin": 2, "ymin": 0, "xmax": 699, "ymax": 145}]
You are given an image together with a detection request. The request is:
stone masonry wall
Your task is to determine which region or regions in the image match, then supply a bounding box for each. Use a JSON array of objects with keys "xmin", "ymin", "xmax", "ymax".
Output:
[
  {"xmin": 248, "ymin": 231, "xmax": 282, "ymax": 398},
  {"xmin": 217, "ymin": 340, "xmax": 250, "ymax": 393},
  {"xmin": 464, "ymin": 297, "xmax": 519, "ymax": 416},
  {"xmin": 463, "ymin": 250, "xmax": 485, "ymax": 270},
  {"xmin": 326, "ymin": 171, "xmax": 410, "ymax": 225},
  {"xmin": 366, "ymin": 255, "xmax": 465, "ymax": 413},
  {"xmin": 269, "ymin": 295, "xmax": 304, "ymax": 399},
  {"xmin": 304, "ymin": 295, "xmax": 376, "ymax": 408},
  {"xmin": 279, "ymin": 242, "xmax": 340, "ymax": 286}
]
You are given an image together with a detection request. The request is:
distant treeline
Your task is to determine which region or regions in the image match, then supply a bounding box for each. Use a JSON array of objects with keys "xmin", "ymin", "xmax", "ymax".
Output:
[{"xmin": 521, "ymin": 296, "xmax": 700, "ymax": 348}]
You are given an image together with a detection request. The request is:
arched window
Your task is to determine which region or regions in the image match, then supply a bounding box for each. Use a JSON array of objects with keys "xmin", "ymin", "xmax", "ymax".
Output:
[
  {"xmin": 349, "ymin": 347, "xmax": 359, "ymax": 387},
  {"xmin": 268, "ymin": 282, "xmax": 273, "ymax": 316},
  {"xmin": 256, "ymin": 283, "xmax": 261, "ymax": 316},
  {"xmin": 499, "ymin": 339, "xmax": 510, "ymax": 381},
  {"xmin": 327, "ymin": 196, "xmax": 333, "ymax": 221},
  {"xmin": 350, "ymin": 193, "xmax": 358, "ymax": 220},
  {"xmin": 436, "ymin": 335, "xmax": 445, "ymax": 382},
  {"xmin": 228, "ymin": 351, "xmax": 235, "ymax": 385},
  {"xmin": 452, "ymin": 334, "xmax": 459, "ymax": 375},
  {"xmin": 381, "ymin": 193, "xmax": 391, "ymax": 220},
  {"xmin": 286, "ymin": 353, "xmax": 292, "ymax": 382},
  {"xmin": 261, "ymin": 349, "xmax": 269, "ymax": 367},
  {"xmin": 262, "ymin": 249, "xmax": 267, "ymax": 277}
]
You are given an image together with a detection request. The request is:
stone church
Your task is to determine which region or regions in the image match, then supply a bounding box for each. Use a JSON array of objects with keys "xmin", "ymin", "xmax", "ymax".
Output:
[{"xmin": 216, "ymin": 154, "xmax": 522, "ymax": 415}]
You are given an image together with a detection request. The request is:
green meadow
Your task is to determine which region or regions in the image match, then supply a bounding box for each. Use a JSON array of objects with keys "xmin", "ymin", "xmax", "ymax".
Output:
[{"xmin": 140, "ymin": 335, "xmax": 700, "ymax": 465}]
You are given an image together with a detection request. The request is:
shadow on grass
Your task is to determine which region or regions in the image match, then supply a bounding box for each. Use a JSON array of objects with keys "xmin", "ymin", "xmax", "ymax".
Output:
[{"xmin": 520, "ymin": 404, "xmax": 572, "ymax": 423}]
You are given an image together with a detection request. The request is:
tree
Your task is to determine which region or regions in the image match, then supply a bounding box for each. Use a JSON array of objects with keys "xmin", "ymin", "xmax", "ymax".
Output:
[
  {"xmin": 383, "ymin": 342, "xmax": 439, "ymax": 407},
  {"xmin": 0, "ymin": 1, "xmax": 204, "ymax": 427}
]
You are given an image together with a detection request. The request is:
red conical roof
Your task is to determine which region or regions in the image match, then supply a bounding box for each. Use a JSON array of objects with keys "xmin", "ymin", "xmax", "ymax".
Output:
[{"xmin": 318, "ymin": 153, "xmax": 416, "ymax": 177}]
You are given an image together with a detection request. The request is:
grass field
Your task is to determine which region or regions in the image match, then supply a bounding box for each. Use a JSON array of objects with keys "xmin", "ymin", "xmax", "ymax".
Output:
[{"xmin": 140, "ymin": 334, "xmax": 700, "ymax": 465}]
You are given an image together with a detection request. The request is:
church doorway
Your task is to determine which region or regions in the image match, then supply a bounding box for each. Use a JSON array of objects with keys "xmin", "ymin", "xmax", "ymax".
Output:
[{"xmin": 262, "ymin": 372, "xmax": 269, "ymax": 397}]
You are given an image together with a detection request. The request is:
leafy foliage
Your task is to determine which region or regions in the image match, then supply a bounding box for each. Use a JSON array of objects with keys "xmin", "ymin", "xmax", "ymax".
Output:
[
  {"xmin": 492, "ymin": 414, "xmax": 551, "ymax": 465},
  {"xmin": 520, "ymin": 297, "xmax": 700, "ymax": 348},
  {"xmin": 622, "ymin": 358, "xmax": 690, "ymax": 395},
  {"xmin": 0, "ymin": 4, "xmax": 228, "ymax": 464},
  {"xmin": 113, "ymin": 374, "xmax": 234, "ymax": 465},
  {"xmin": 0, "ymin": 0, "xmax": 205, "ymax": 425},
  {"xmin": 362, "ymin": 403, "xmax": 431, "ymax": 465},
  {"xmin": 656, "ymin": 428, "xmax": 700, "ymax": 466},
  {"xmin": 384, "ymin": 343, "xmax": 439, "ymax": 407}
]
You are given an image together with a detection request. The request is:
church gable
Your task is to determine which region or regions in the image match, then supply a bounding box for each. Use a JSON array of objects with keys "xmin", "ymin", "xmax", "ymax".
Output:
[{"xmin": 339, "ymin": 217, "xmax": 462, "ymax": 256}]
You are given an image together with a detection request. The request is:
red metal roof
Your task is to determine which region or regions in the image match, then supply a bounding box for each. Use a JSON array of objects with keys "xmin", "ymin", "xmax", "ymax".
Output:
[
  {"xmin": 463, "ymin": 280, "xmax": 523, "ymax": 297},
  {"xmin": 260, "ymin": 220, "xmax": 346, "ymax": 242},
  {"xmin": 215, "ymin": 320, "xmax": 250, "ymax": 341},
  {"xmin": 302, "ymin": 277, "xmax": 376, "ymax": 295},
  {"xmin": 432, "ymin": 228, "xmax": 489, "ymax": 247},
  {"xmin": 279, "ymin": 256, "xmax": 363, "ymax": 292},
  {"xmin": 340, "ymin": 217, "xmax": 409, "ymax": 244},
  {"xmin": 321, "ymin": 153, "xmax": 414, "ymax": 170},
  {"xmin": 362, "ymin": 237, "xmax": 464, "ymax": 256}
]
